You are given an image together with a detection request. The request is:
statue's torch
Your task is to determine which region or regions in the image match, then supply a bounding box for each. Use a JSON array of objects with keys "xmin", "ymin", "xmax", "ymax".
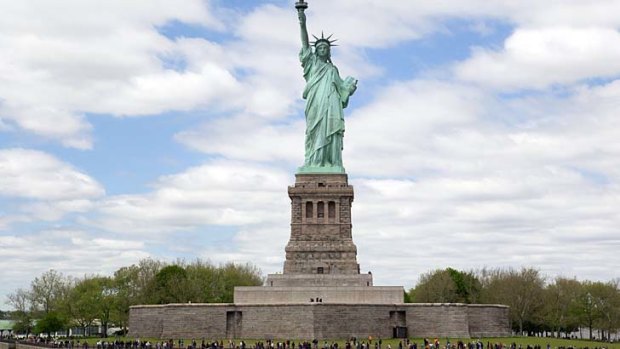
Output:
[{"xmin": 295, "ymin": 0, "xmax": 308, "ymax": 10}]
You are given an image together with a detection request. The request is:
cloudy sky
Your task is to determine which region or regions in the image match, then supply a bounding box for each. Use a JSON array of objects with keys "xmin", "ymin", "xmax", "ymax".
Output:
[{"xmin": 1, "ymin": 0, "xmax": 620, "ymax": 307}]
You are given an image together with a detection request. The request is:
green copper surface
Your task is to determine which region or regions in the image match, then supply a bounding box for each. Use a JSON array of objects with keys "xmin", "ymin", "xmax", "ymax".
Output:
[{"xmin": 296, "ymin": 3, "xmax": 357, "ymax": 174}]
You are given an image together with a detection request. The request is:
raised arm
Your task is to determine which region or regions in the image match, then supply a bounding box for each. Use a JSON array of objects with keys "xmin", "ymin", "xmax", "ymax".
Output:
[{"xmin": 298, "ymin": 9, "xmax": 309, "ymax": 49}]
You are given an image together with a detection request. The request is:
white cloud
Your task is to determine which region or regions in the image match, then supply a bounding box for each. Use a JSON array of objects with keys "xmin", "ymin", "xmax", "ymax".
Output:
[
  {"xmin": 0, "ymin": 215, "xmax": 30, "ymax": 230},
  {"xmin": 344, "ymin": 80, "xmax": 488, "ymax": 177},
  {"xmin": 0, "ymin": 148, "xmax": 103, "ymax": 227},
  {"xmin": 196, "ymin": 225, "xmax": 290, "ymax": 275},
  {"xmin": 175, "ymin": 114, "xmax": 304, "ymax": 164},
  {"xmin": 0, "ymin": 0, "xmax": 227, "ymax": 148},
  {"xmin": 4, "ymin": 0, "xmax": 620, "ymax": 148},
  {"xmin": 92, "ymin": 161, "xmax": 290, "ymax": 235},
  {"xmin": 352, "ymin": 168, "xmax": 620, "ymax": 288},
  {"xmin": 455, "ymin": 27, "xmax": 620, "ymax": 90},
  {"xmin": 0, "ymin": 148, "xmax": 104, "ymax": 201},
  {"xmin": 282, "ymin": 0, "xmax": 620, "ymax": 49},
  {"xmin": 21, "ymin": 200, "xmax": 96, "ymax": 221}
]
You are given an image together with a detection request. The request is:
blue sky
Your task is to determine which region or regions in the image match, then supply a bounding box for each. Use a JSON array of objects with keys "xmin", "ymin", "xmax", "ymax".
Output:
[{"xmin": 1, "ymin": 0, "xmax": 620, "ymax": 307}]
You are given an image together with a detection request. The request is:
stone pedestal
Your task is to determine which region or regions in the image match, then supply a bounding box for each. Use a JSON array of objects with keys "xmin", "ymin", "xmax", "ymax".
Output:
[{"xmin": 282, "ymin": 173, "xmax": 360, "ymax": 277}]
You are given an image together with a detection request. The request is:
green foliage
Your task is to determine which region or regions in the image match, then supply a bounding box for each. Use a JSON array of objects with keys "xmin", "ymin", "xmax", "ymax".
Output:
[
  {"xmin": 65, "ymin": 276, "xmax": 116, "ymax": 337},
  {"xmin": 409, "ymin": 268, "xmax": 457, "ymax": 303},
  {"xmin": 30, "ymin": 269, "xmax": 71, "ymax": 314},
  {"xmin": 67, "ymin": 277, "xmax": 101, "ymax": 328},
  {"xmin": 403, "ymin": 290, "xmax": 412, "ymax": 303},
  {"xmin": 11, "ymin": 312, "xmax": 33, "ymax": 335},
  {"xmin": 184, "ymin": 260, "xmax": 219, "ymax": 302},
  {"xmin": 111, "ymin": 257, "xmax": 165, "ymax": 329},
  {"xmin": 542, "ymin": 277, "xmax": 581, "ymax": 334},
  {"xmin": 408, "ymin": 267, "xmax": 481, "ymax": 304},
  {"xmin": 479, "ymin": 267, "xmax": 545, "ymax": 335},
  {"xmin": 146, "ymin": 260, "xmax": 263, "ymax": 304},
  {"xmin": 446, "ymin": 267, "xmax": 481, "ymax": 303},
  {"xmin": 572, "ymin": 280, "xmax": 620, "ymax": 340},
  {"xmin": 33, "ymin": 311, "xmax": 65, "ymax": 336},
  {"xmin": 214, "ymin": 262, "xmax": 264, "ymax": 303},
  {"xmin": 151, "ymin": 265, "xmax": 189, "ymax": 304}
]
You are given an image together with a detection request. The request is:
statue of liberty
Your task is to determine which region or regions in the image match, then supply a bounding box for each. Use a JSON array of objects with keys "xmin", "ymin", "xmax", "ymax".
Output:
[{"xmin": 296, "ymin": 0, "xmax": 357, "ymax": 174}]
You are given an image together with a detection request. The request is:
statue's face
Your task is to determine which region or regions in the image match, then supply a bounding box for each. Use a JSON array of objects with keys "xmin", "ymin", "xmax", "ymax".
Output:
[{"xmin": 316, "ymin": 44, "xmax": 330, "ymax": 59}]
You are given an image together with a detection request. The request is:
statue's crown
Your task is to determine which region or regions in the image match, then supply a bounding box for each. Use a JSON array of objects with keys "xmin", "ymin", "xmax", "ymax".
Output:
[{"xmin": 311, "ymin": 32, "xmax": 338, "ymax": 47}]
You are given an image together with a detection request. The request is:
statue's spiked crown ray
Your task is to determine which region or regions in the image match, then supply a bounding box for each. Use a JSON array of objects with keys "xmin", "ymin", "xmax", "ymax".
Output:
[{"xmin": 311, "ymin": 32, "xmax": 338, "ymax": 47}]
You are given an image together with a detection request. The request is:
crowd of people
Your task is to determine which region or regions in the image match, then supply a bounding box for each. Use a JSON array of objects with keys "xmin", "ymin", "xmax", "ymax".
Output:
[{"xmin": 0, "ymin": 336, "xmax": 614, "ymax": 349}]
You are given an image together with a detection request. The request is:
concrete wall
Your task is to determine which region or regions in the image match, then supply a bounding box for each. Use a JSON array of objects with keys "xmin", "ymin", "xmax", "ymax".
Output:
[
  {"xmin": 0, "ymin": 342, "xmax": 10, "ymax": 349},
  {"xmin": 235, "ymin": 286, "xmax": 403, "ymax": 304},
  {"xmin": 129, "ymin": 303, "xmax": 510, "ymax": 339}
]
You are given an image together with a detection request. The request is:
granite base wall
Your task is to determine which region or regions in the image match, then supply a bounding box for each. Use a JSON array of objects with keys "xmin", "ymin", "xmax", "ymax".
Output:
[
  {"xmin": 467, "ymin": 304, "xmax": 512, "ymax": 337},
  {"xmin": 235, "ymin": 286, "xmax": 404, "ymax": 304},
  {"xmin": 130, "ymin": 303, "xmax": 510, "ymax": 339}
]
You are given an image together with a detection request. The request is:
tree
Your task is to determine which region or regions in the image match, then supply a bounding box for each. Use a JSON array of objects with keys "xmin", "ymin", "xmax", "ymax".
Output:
[
  {"xmin": 184, "ymin": 259, "xmax": 219, "ymax": 302},
  {"xmin": 7, "ymin": 288, "xmax": 32, "ymax": 313},
  {"xmin": 145, "ymin": 260, "xmax": 263, "ymax": 304},
  {"xmin": 403, "ymin": 291, "xmax": 412, "ymax": 303},
  {"xmin": 542, "ymin": 277, "xmax": 581, "ymax": 337},
  {"xmin": 110, "ymin": 269, "xmax": 136, "ymax": 331},
  {"xmin": 110, "ymin": 257, "xmax": 165, "ymax": 330},
  {"xmin": 410, "ymin": 269, "xmax": 457, "ymax": 303},
  {"xmin": 7, "ymin": 288, "xmax": 35, "ymax": 337},
  {"xmin": 30, "ymin": 270, "xmax": 70, "ymax": 314},
  {"xmin": 575, "ymin": 282, "xmax": 598, "ymax": 340},
  {"xmin": 480, "ymin": 267, "xmax": 545, "ymax": 335},
  {"xmin": 409, "ymin": 268, "xmax": 481, "ymax": 304},
  {"xmin": 446, "ymin": 268, "xmax": 481, "ymax": 303},
  {"xmin": 150, "ymin": 265, "xmax": 190, "ymax": 304},
  {"xmin": 98, "ymin": 277, "xmax": 116, "ymax": 338},
  {"xmin": 12, "ymin": 315, "xmax": 33, "ymax": 336},
  {"xmin": 67, "ymin": 276, "xmax": 106, "ymax": 336},
  {"xmin": 213, "ymin": 262, "xmax": 263, "ymax": 303},
  {"xmin": 65, "ymin": 275, "xmax": 118, "ymax": 337},
  {"xmin": 33, "ymin": 311, "xmax": 65, "ymax": 338},
  {"xmin": 586, "ymin": 280, "xmax": 620, "ymax": 340}
]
